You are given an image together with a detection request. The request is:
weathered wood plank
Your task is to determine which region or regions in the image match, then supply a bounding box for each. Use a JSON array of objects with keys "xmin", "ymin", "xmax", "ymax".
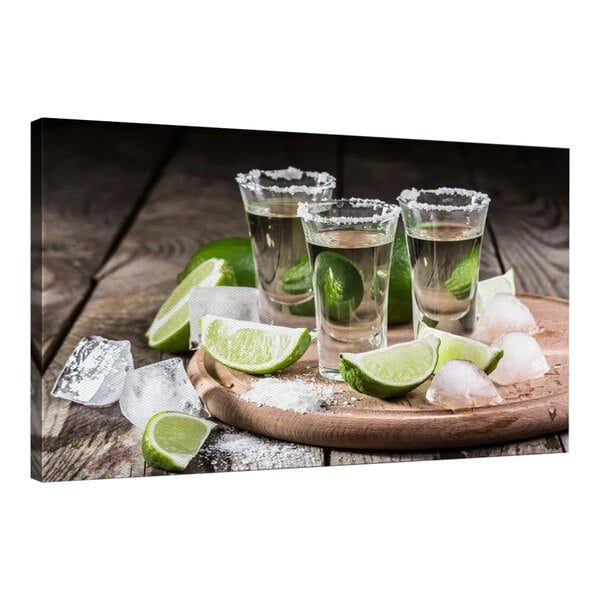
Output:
[
  {"xmin": 340, "ymin": 135, "xmax": 502, "ymax": 280},
  {"xmin": 463, "ymin": 144, "xmax": 569, "ymax": 298},
  {"xmin": 331, "ymin": 435, "xmax": 563, "ymax": 466},
  {"xmin": 331, "ymin": 136, "xmax": 567, "ymax": 467},
  {"xmin": 31, "ymin": 359, "xmax": 42, "ymax": 480},
  {"xmin": 41, "ymin": 126, "xmax": 337, "ymax": 481},
  {"xmin": 33, "ymin": 118, "xmax": 177, "ymax": 369}
]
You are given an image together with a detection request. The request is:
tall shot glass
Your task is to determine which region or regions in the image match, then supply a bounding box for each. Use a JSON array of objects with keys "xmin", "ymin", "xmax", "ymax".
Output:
[
  {"xmin": 236, "ymin": 167, "xmax": 336, "ymax": 328},
  {"xmin": 397, "ymin": 187, "xmax": 491, "ymax": 337},
  {"xmin": 299, "ymin": 199, "xmax": 400, "ymax": 380}
]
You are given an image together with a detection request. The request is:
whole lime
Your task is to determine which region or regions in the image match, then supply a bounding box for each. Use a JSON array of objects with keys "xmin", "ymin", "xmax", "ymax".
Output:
[
  {"xmin": 387, "ymin": 233, "xmax": 413, "ymax": 325},
  {"xmin": 177, "ymin": 237, "xmax": 256, "ymax": 287}
]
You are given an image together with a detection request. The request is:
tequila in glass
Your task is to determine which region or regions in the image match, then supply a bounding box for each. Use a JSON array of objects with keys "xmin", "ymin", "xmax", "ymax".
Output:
[
  {"xmin": 398, "ymin": 188, "xmax": 490, "ymax": 336},
  {"xmin": 300, "ymin": 199, "xmax": 399, "ymax": 380},
  {"xmin": 237, "ymin": 167, "xmax": 335, "ymax": 328}
]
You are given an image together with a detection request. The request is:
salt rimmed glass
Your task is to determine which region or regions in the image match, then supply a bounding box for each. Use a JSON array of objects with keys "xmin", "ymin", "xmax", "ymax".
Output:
[
  {"xmin": 236, "ymin": 166, "xmax": 336, "ymax": 328},
  {"xmin": 299, "ymin": 198, "xmax": 400, "ymax": 380},
  {"xmin": 397, "ymin": 187, "xmax": 491, "ymax": 337}
]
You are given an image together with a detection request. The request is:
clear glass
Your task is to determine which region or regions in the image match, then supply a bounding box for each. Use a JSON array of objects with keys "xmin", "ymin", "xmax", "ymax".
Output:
[
  {"xmin": 299, "ymin": 198, "xmax": 400, "ymax": 380},
  {"xmin": 397, "ymin": 187, "xmax": 491, "ymax": 337},
  {"xmin": 236, "ymin": 166, "xmax": 336, "ymax": 328}
]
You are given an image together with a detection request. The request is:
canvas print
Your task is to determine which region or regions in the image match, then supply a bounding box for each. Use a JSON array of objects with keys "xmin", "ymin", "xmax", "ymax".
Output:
[{"xmin": 31, "ymin": 118, "xmax": 569, "ymax": 482}]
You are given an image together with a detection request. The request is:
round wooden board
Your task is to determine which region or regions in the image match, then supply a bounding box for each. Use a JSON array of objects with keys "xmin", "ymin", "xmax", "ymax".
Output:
[{"xmin": 187, "ymin": 294, "xmax": 568, "ymax": 450}]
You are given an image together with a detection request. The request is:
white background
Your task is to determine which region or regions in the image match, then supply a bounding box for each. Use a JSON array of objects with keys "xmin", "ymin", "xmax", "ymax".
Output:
[{"xmin": 2, "ymin": 1, "xmax": 598, "ymax": 598}]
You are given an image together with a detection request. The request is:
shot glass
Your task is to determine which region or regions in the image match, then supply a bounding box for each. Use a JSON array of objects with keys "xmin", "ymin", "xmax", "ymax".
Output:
[
  {"xmin": 236, "ymin": 166, "xmax": 336, "ymax": 328},
  {"xmin": 397, "ymin": 187, "xmax": 491, "ymax": 337},
  {"xmin": 299, "ymin": 198, "xmax": 400, "ymax": 380}
]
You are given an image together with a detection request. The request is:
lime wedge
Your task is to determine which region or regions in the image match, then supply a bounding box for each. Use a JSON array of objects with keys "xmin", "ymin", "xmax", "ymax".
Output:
[
  {"xmin": 477, "ymin": 268, "xmax": 516, "ymax": 316},
  {"xmin": 416, "ymin": 321, "xmax": 504, "ymax": 374},
  {"xmin": 201, "ymin": 315, "xmax": 311, "ymax": 374},
  {"xmin": 281, "ymin": 253, "xmax": 312, "ymax": 294},
  {"xmin": 444, "ymin": 245, "xmax": 481, "ymax": 300},
  {"xmin": 339, "ymin": 336, "xmax": 440, "ymax": 399},
  {"xmin": 314, "ymin": 251, "xmax": 364, "ymax": 322},
  {"xmin": 146, "ymin": 258, "xmax": 236, "ymax": 353},
  {"xmin": 142, "ymin": 411, "xmax": 217, "ymax": 472}
]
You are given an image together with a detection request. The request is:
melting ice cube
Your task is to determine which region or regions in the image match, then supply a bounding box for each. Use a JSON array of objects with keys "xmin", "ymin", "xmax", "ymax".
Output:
[
  {"xmin": 426, "ymin": 359, "xmax": 504, "ymax": 409},
  {"xmin": 474, "ymin": 293, "xmax": 538, "ymax": 344},
  {"xmin": 489, "ymin": 331, "xmax": 550, "ymax": 385},
  {"xmin": 119, "ymin": 358, "xmax": 207, "ymax": 429},
  {"xmin": 189, "ymin": 285, "xmax": 259, "ymax": 350},
  {"xmin": 51, "ymin": 336, "xmax": 133, "ymax": 406}
]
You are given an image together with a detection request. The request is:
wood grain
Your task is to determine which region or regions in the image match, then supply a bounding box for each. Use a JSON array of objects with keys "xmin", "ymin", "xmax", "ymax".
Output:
[
  {"xmin": 330, "ymin": 435, "xmax": 564, "ymax": 466},
  {"xmin": 189, "ymin": 294, "xmax": 568, "ymax": 451},
  {"xmin": 462, "ymin": 144, "xmax": 569, "ymax": 298},
  {"xmin": 336, "ymin": 136, "xmax": 569, "ymax": 462},
  {"xmin": 33, "ymin": 119, "xmax": 177, "ymax": 369},
  {"xmin": 40, "ymin": 126, "xmax": 338, "ymax": 481},
  {"xmin": 31, "ymin": 359, "xmax": 42, "ymax": 480},
  {"xmin": 341, "ymin": 136, "xmax": 502, "ymax": 280}
]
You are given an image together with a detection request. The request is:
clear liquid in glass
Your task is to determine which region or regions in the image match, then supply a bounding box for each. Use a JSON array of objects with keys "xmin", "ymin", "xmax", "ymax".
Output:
[
  {"xmin": 306, "ymin": 229, "xmax": 393, "ymax": 379},
  {"xmin": 245, "ymin": 200, "xmax": 315, "ymax": 327},
  {"xmin": 407, "ymin": 222, "xmax": 482, "ymax": 335}
]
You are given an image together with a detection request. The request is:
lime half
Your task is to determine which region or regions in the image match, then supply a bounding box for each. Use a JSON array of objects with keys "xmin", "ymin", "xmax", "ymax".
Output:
[
  {"xmin": 201, "ymin": 315, "xmax": 311, "ymax": 374},
  {"xmin": 339, "ymin": 336, "xmax": 440, "ymax": 399},
  {"xmin": 142, "ymin": 411, "xmax": 217, "ymax": 472},
  {"xmin": 146, "ymin": 258, "xmax": 236, "ymax": 353},
  {"xmin": 416, "ymin": 321, "xmax": 503, "ymax": 374},
  {"xmin": 314, "ymin": 251, "xmax": 364, "ymax": 322},
  {"xmin": 477, "ymin": 268, "xmax": 516, "ymax": 316}
]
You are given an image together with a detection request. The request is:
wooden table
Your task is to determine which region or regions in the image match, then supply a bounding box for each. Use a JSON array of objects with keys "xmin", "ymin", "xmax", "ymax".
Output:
[{"xmin": 31, "ymin": 119, "xmax": 569, "ymax": 481}]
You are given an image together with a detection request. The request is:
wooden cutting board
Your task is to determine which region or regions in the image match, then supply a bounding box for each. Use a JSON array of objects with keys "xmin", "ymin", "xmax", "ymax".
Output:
[{"xmin": 187, "ymin": 294, "xmax": 568, "ymax": 450}]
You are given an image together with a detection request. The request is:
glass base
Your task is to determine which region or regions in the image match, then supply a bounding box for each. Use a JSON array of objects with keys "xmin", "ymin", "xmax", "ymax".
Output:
[
  {"xmin": 411, "ymin": 295, "xmax": 476, "ymax": 339},
  {"xmin": 318, "ymin": 367, "xmax": 344, "ymax": 381},
  {"xmin": 258, "ymin": 292, "xmax": 316, "ymax": 329}
]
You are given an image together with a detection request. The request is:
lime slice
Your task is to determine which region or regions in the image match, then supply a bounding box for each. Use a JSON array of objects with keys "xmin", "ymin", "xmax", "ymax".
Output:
[
  {"xmin": 339, "ymin": 336, "xmax": 440, "ymax": 399},
  {"xmin": 314, "ymin": 251, "xmax": 364, "ymax": 322},
  {"xmin": 146, "ymin": 258, "xmax": 236, "ymax": 353},
  {"xmin": 477, "ymin": 268, "xmax": 516, "ymax": 316},
  {"xmin": 142, "ymin": 411, "xmax": 217, "ymax": 472},
  {"xmin": 201, "ymin": 315, "xmax": 311, "ymax": 374},
  {"xmin": 416, "ymin": 321, "xmax": 504, "ymax": 374},
  {"xmin": 444, "ymin": 245, "xmax": 481, "ymax": 300},
  {"xmin": 282, "ymin": 253, "xmax": 312, "ymax": 294}
]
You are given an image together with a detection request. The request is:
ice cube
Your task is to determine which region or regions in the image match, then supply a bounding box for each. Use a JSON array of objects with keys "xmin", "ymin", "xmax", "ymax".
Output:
[
  {"xmin": 426, "ymin": 359, "xmax": 504, "ymax": 409},
  {"xmin": 474, "ymin": 293, "xmax": 538, "ymax": 344},
  {"xmin": 188, "ymin": 285, "xmax": 259, "ymax": 350},
  {"xmin": 51, "ymin": 336, "xmax": 133, "ymax": 406},
  {"xmin": 489, "ymin": 331, "xmax": 550, "ymax": 385},
  {"xmin": 119, "ymin": 358, "xmax": 207, "ymax": 429}
]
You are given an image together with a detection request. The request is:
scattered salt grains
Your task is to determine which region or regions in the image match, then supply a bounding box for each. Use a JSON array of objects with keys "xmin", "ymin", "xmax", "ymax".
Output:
[
  {"xmin": 239, "ymin": 377, "xmax": 335, "ymax": 413},
  {"xmin": 200, "ymin": 429, "xmax": 317, "ymax": 468},
  {"xmin": 426, "ymin": 359, "xmax": 504, "ymax": 409},
  {"xmin": 490, "ymin": 332, "xmax": 550, "ymax": 385}
]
